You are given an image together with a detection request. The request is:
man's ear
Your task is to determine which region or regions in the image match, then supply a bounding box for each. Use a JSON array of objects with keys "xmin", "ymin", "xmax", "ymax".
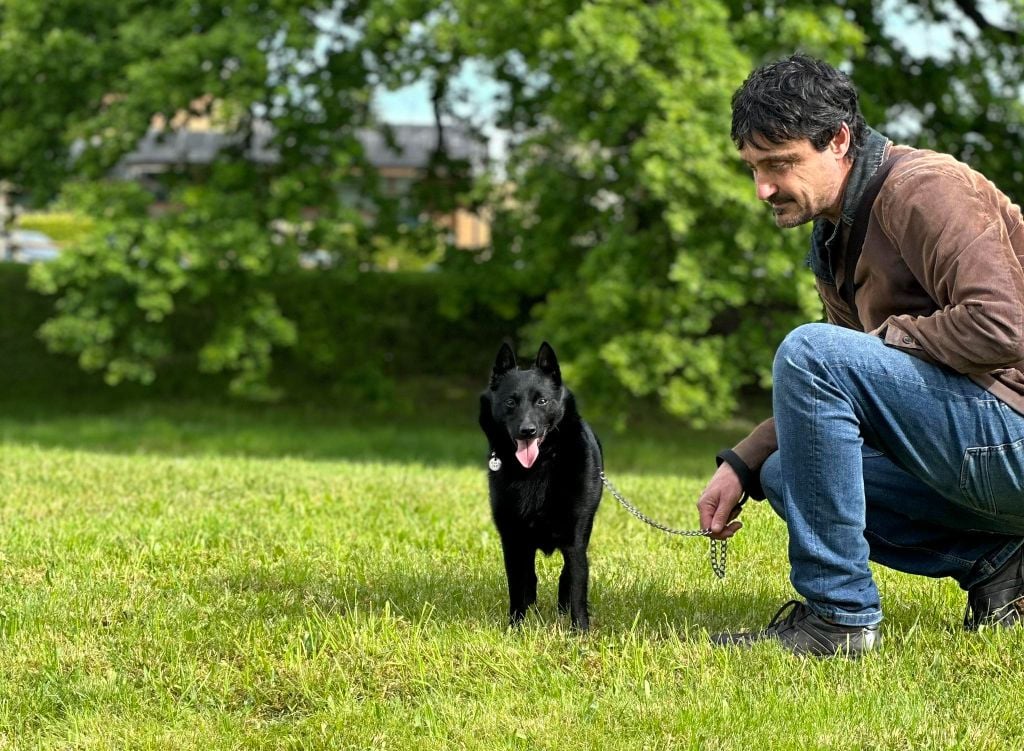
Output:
[
  {"xmin": 830, "ymin": 121, "xmax": 852, "ymax": 160},
  {"xmin": 535, "ymin": 341, "xmax": 562, "ymax": 388},
  {"xmin": 490, "ymin": 342, "xmax": 517, "ymax": 390}
]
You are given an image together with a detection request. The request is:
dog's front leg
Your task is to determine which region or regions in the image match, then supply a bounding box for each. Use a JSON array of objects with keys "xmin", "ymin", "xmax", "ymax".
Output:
[
  {"xmin": 501, "ymin": 542, "xmax": 537, "ymax": 627},
  {"xmin": 560, "ymin": 546, "xmax": 590, "ymax": 632}
]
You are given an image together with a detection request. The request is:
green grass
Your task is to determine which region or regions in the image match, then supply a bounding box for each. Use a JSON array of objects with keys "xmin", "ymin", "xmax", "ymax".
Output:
[{"xmin": 1, "ymin": 397, "xmax": 1023, "ymax": 749}]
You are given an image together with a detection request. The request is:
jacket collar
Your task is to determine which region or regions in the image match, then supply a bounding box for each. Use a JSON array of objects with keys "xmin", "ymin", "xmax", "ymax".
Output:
[
  {"xmin": 837, "ymin": 126, "xmax": 891, "ymax": 225},
  {"xmin": 807, "ymin": 127, "xmax": 891, "ymax": 283}
]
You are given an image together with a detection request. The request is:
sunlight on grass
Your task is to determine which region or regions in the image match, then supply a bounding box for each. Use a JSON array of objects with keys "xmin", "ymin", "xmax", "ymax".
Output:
[{"xmin": 0, "ymin": 410, "xmax": 1023, "ymax": 748}]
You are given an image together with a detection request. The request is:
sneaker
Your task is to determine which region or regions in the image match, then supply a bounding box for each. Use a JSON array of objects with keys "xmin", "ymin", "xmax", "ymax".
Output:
[
  {"xmin": 965, "ymin": 545, "xmax": 1024, "ymax": 631},
  {"xmin": 710, "ymin": 599, "xmax": 881, "ymax": 657}
]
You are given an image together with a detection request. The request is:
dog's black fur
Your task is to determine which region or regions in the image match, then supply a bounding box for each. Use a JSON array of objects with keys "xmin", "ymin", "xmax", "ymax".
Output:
[{"xmin": 478, "ymin": 342, "xmax": 603, "ymax": 631}]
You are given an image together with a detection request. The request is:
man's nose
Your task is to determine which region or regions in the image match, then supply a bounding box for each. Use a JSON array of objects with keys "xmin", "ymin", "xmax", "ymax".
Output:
[{"xmin": 755, "ymin": 175, "xmax": 777, "ymax": 202}]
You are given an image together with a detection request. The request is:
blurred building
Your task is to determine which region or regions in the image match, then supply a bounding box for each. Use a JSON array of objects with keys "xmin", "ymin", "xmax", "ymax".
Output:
[{"xmin": 113, "ymin": 122, "xmax": 491, "ymax": 251}]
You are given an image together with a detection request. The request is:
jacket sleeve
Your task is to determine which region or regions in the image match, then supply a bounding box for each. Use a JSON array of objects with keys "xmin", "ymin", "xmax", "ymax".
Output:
[{"xmin": 872, "ymin": 160, "xmax": 1024, "ymax": 373}]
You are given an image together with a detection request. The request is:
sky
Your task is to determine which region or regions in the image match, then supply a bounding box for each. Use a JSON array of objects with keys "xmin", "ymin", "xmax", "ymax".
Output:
[{"xmin": 373, "ymin": 60, "xmax": 507, "ymax": 161}]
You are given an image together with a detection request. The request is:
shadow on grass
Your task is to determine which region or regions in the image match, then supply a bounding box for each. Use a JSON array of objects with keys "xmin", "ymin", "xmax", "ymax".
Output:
[
  {"xmin": 0, "ymin": 393, "xmax": 760, "ymax": 476},
  {"xmin": 308, "ymin": 561, "xmax": 782, "ymax": 636}
]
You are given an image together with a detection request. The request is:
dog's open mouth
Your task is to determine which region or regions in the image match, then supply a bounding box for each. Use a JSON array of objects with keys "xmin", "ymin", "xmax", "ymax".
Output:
[{"xmin": 515, "ymin": 435, "xmax": 544, "ymax": 468}]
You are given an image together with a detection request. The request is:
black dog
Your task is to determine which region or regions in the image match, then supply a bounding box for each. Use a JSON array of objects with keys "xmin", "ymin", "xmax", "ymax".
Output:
[{"xmin": 478, "ymin": 341, "xmax": 603, "ymax": 631}]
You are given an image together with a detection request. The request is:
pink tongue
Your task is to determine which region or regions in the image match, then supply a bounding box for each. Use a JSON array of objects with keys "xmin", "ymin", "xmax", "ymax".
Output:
[{"xmin": 515, "ymin": 438, "xmax": 540, "ymax": 468}]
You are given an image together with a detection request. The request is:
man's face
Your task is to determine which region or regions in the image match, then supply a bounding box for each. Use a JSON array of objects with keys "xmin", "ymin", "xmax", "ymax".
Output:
[{"xmin": 738, "ymin": 126, "xmax": 852, "ymax": 228}]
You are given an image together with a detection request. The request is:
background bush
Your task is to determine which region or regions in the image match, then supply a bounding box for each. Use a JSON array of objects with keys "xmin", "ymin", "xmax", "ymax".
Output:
[{"xmin": 2, "ymin": 262, "xmax": 537, "ymax": 407}]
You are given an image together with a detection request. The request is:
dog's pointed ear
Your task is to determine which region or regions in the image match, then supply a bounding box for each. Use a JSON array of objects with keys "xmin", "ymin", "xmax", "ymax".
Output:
[
  {"xmin": 535, "ymin": 341, "xmax": 562, "ymax": 387},
  {"xmin": 490, "ymin": 342, "xmax": 517, "ymax": 390}
]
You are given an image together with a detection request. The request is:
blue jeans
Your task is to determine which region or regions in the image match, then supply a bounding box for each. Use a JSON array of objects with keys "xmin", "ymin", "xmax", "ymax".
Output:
[{"xmin": 760, "ymin": 323, "xmax": 1024, "ymax": 627}]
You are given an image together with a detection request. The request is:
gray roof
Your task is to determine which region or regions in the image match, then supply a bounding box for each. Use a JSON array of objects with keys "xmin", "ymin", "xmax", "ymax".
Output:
[
  {"xmin": 114, "ymin": 122, "xmax": 485, "ymax": 173},
  {"xmin": 358, "ymin": 125, "xmax": 484, "ymax": 168}
]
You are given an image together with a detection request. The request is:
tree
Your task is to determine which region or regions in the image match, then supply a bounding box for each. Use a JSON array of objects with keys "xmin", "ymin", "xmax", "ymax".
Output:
[
  {"xmin": 840, "ymin": 0, "xmax": 1024, "ymax": 203},
  {"xmin": 432, "ymin": 0, "xmax": 863, "ymax": 424},
  {"xmin": 4, "ymin": 0, "xmax": 1020, "ymax": 414},
  {"xmin": 437, "ymin": 0, "xmax": 1021, "ymax": 424},
  {"xmin": 4, "ymin": 0, "xmax": 464, "ymax": 396}
]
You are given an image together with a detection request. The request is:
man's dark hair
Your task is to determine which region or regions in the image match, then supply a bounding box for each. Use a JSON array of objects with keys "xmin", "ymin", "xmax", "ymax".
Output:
[{"xmin": 731, "ymin": 53, "xmax": 867, "ymax": 160}]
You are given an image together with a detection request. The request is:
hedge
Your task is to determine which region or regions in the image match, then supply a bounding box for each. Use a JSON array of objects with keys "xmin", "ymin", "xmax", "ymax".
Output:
[{"xmin": 0, "ymin": 262, "xmax": 533, "ymax": 404}]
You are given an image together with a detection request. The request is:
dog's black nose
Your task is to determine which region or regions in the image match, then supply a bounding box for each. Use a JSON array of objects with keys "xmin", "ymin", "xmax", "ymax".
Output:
[{"xmin": 519, "ymin": 425, "xmax": 538, "ymax": 438}]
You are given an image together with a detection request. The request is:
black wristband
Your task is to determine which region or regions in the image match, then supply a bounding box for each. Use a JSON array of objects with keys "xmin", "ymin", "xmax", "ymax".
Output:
[{"xmin": 715, "ymin": 448, "xmax": 765, "ymax": 501}]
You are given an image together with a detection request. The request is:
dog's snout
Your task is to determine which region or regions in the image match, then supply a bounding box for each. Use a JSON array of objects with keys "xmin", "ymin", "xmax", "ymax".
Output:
[{"xmin": 519, "ymin": 425, "xmax": 538, "ymax": 438}]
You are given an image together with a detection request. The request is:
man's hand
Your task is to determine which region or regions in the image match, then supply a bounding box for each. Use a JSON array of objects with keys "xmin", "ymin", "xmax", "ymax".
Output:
[{"xmin": 697, "ymin": 462, "xmax": 746, "ymax": 540}]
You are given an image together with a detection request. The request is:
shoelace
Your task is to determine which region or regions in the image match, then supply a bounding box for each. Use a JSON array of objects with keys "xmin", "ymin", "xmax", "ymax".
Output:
[{"xmin": 764, "ymin": 599, "xmax": 807, "ymax": 633}]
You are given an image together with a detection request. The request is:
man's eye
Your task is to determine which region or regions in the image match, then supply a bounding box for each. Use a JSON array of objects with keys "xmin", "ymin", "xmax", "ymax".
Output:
[{"xmin": 536, "ymin": 398, "xmax": 548, "ymax": 406}]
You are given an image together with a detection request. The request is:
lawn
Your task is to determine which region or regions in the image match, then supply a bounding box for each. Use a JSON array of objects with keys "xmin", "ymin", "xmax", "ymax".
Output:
[{"xmin": 0, "ymin": 395, "xmax": 1022, "ymax": 749}]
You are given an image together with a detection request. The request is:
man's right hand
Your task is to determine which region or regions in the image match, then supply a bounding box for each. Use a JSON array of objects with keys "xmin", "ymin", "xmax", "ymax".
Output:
[{"xmin": 696, "ymin": 462, "xmax": 746, "ymax": 540}]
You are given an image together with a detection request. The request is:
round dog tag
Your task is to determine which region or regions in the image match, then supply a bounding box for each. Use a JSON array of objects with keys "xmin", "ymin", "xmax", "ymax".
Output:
[{"xmin": 488, "ymin": 455, "xmax": 502, "ymax": 471}]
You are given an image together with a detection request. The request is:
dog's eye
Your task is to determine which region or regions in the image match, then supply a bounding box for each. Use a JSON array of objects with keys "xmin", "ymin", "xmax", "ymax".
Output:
[
  {"xmin": 504, "ymin": 398, "xmax": 516, "ymax": 408},
  {"xmin": 536, "ymin": 398, "xmax": 548, "ymax": 406}
]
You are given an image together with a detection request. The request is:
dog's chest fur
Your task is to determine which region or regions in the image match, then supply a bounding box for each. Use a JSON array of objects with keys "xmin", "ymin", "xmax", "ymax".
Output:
[{"xmin": 489, "ymin": 460, "xmax": 578, "ymax": 553}]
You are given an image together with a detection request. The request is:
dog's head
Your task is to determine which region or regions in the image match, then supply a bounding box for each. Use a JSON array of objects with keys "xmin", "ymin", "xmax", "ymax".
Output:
[{"xmin": 483, "ymin": 341, "xmax": 566, "ymax": 469}]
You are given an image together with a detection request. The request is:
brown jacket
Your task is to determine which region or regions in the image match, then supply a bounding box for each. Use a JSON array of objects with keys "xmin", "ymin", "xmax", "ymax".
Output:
[{"xmin": 732, "ymin": 143, "xmax": 1024, "ymax": 482}]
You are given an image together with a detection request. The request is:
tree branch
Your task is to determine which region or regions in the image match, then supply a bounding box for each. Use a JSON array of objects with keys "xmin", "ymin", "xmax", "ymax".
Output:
[{"xmin": 950, "ymin": 0, "xmax": 1020, "ymax": 41}]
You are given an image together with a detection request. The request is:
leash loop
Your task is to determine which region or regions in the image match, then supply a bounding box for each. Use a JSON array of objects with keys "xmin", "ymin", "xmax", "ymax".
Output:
[{"xmin": 599, "ymin": 469, "xmax": 745, "ymax": 579}]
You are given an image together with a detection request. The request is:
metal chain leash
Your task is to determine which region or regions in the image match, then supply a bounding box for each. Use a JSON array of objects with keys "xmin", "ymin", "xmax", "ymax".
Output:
[{"xmin": 600, "ymin": 469, "xmax": 742, "ymax": 579}]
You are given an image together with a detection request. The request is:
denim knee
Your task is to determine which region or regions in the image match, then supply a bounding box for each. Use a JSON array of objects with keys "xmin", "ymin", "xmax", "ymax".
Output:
[
  {"xmin": 772, "ymin": 322, "xmax": 834, "ymax": 384},
  {"xmin": 759, "ymin": 450, "xmax": 786, "ymax": 521}
]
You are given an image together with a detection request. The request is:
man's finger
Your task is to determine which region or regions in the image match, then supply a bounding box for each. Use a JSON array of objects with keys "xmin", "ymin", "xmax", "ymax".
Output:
[
  {"xmin": 710, "ymin": 520, "xmax": 743, "ymax": 541},
  {"xmin": 697, "ymin": 495, "xmax": 716, "ymax": 530},
  {"xmin": 711, "ymin": 496, "xmax": 739, "ymax": 533}
]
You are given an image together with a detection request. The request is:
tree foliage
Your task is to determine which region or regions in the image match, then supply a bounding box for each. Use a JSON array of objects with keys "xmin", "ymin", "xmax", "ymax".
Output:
[
  {"xmin": 437, "ymin": 0, "xmax": 865, "ymax": 423},
  {"xmin": 2, "ymin": 0, "xmax": 1021, "ymax": 415},
  {"xmin": 843, "ymin": 0, "xmax": 1024, "ymax": 200},
  {"xmin": 440, "ymin": 0, "xmax": 1023, "ymax": 424},
  {"xmin": 4, "ymin": 0, "xmax": 467, "ymax": 395}
]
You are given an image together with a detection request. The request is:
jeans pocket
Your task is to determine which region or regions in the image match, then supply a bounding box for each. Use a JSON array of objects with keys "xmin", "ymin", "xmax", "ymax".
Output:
[{"xmin": 959, "ymin": 438, "xmax": 1024, "ymax": 516}]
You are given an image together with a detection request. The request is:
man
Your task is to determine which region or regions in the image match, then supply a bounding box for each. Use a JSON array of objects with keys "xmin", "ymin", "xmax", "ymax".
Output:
[{"xmin": 697, "ymin": 53, "xmax": 1024, "ymax": 657}]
